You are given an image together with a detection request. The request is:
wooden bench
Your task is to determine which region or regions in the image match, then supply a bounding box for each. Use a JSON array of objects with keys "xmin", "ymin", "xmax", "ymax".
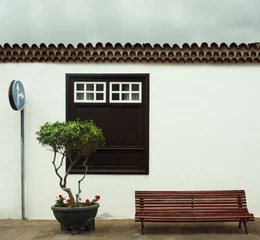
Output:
[{"xmin": 135, "ymin": 190, "xmax": 254, "ymax": 234}]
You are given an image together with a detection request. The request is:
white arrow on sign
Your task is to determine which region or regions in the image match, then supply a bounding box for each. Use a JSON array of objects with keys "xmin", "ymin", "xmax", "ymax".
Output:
[{"xmin": 16, "ymin": 83, "xmax": 24, "ymax": 107}]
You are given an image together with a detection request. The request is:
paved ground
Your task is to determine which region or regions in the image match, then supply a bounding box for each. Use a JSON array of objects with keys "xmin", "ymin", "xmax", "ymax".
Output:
[{"xmin": 0, "ymin": 219, "xmax": 260, "ymax": 240}]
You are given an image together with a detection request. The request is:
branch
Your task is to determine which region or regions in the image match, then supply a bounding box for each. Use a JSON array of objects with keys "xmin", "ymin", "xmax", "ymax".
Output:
[
  {"xmin": 52, "ymin": 152, "xmax": 75, "ymax": 205},
  {"xmin": 75, "ymin": 156, "xmax": 89, "ymax": 206},
  {"xmin": 61, "ymin": 187, "xmax": 75, "ymax": 205},
  {"xmin": 46, "ymin": 147, "xmax": 54, "ymax": 152},
  {"xmin": 45, "ymin": 146, "xmax": 66, "ymax": 156},
  {"xmin": 52, "ymin": 152, "xmax": 63, "ymax": 189},
  {"xmin": 67, "ymin": 155, "xmax": 73, "ymax": 165},
  {"xmin": 63, "ymin": 152, "xmax": 82, "ymax": 188},
  {"xmin": 56, "ymin": 149, "xmax": 66, "ymax": 155},
  {"xmin": 57, "ymin": 154, "xmax": 65, "ymax": 171}
]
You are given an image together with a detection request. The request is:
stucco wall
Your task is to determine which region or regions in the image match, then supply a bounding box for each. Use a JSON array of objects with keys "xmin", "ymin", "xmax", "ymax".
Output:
[{"xmin": 1, "ymin": 63, "xmax": 260, "ymax": 219}]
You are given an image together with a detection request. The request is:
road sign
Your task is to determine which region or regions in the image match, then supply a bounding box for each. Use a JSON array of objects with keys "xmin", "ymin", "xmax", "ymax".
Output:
[{"xmin": 8, "ymin": 80, "xmax": 25, "ymax": 110}]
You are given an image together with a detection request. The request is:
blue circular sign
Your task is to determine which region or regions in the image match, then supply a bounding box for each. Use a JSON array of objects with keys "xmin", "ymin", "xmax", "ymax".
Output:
[{"xmin": 8, "ymin": 80, "xmax": 25, "ymax": 110}]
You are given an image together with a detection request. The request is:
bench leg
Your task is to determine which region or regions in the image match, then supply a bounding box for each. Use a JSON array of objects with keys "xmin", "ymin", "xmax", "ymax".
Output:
[
  {"xmin": 238, "ymin": 221, "xmax": 242, "ymax": 228},
  {"xmin": 141, "ymin": 221, "xmax": 144, "ymax": 234},
  {"xmin": 243, "ymin": 221, "xmax": 248, "ymax": 234}
]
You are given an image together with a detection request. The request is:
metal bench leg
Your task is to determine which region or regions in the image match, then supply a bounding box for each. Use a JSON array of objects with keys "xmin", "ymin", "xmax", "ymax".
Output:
[
  {"xmin": 141, "ymin": 221, "xmax": 144, "ymax": 234},
  {"xmin": 238, "ymin": 221, "xmax": 242, "ymax": 228},
  {"xmin": 243, "ymin": 221, "xmax": 248, "ymax": 234}
]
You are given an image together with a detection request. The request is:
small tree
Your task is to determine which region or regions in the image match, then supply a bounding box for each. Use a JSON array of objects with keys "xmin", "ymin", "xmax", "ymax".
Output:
[{"xmin": 36, "ymin": 120, "xmax": 105, "ymax": 207}]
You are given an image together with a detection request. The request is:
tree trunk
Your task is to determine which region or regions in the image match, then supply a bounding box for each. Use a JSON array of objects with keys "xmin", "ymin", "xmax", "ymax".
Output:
[{"xmin": 62, "ymin": 187, "xmax": 75, "ymax": 206}]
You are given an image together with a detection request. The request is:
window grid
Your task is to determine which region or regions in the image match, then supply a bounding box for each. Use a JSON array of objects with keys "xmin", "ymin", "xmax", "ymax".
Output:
[
  {"xmin": 109, "ymin": 82, "xmax": 142, "ymax": 103},
  {"xmin": 74, "ymin": 82, "xmax": 106, "ymax": 103}
]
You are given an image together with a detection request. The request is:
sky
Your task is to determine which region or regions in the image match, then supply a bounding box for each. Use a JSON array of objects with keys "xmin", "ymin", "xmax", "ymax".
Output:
[{"xmin": 0, "ymin": 0, "xmax": 260, "ymax": 45}]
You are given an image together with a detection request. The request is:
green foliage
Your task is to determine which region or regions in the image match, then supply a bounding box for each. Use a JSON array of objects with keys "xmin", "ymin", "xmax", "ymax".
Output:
[
  {"xmin": 36, "ymin": 120, "xmax": 105, "ymax": 207},
  {"xmin": 36, "ymin": 120, "xmax": 105, "ymax": 155},
  {"xmin": 55, "ymin": 195, "xmax": 65, "ymax": 207}
]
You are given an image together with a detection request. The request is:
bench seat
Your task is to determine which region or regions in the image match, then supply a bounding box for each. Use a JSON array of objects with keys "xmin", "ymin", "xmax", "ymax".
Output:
[{"xmin": 135, "ymin": 190, "xmax": 254, "ymax": 234}]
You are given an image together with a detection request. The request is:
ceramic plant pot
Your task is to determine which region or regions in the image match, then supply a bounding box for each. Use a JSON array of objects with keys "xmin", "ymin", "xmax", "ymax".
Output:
[{"xmin": 51, "ymin": 203, "xmax": 99, "ymax": 234}]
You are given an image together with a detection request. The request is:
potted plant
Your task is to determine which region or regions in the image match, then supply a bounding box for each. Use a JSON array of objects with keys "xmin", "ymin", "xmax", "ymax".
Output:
[{"xmin": 36, "ymin": 120, "xmax": 105, "ymax": 234}]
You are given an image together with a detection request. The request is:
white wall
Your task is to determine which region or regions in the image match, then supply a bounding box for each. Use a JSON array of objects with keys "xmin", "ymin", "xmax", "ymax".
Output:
[
  {"xmin": 0, "ymin": 71, "xmax": 21, "ymax": 218},
  {"xmin": 1, "ymin": 63, "xmax": 260, "ymax": 219}
]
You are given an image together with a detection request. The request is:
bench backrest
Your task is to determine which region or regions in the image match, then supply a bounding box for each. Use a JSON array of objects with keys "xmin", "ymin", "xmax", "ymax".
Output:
[{"xmin": 135, "ymin": 190, "xmax": 249, "ymax": 213}]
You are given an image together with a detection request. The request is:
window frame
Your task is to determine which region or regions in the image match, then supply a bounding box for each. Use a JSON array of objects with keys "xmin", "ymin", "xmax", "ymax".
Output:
[
  {"xmin": 74, "ymin": 81, "xmax": 106, "ymax": 103},
  {"xmin": 109, "ymin": 82, "xmax": 142, "ymax": 103},
  {"xmin": 66, "ymin": 73, "xmax": 150, "ymax": 175}
]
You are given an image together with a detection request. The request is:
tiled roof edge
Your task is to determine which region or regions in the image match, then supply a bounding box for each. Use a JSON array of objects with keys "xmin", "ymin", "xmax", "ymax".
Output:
[{"xmin": 0, "ymin": 42, "xmax": 260, "ymax": 63}]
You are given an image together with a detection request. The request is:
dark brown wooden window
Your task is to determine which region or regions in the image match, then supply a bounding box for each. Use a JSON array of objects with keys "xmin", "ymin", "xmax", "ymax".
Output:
[{"xmin": 66, "ymin": 74, "xmax": 149, "ymax": 174}]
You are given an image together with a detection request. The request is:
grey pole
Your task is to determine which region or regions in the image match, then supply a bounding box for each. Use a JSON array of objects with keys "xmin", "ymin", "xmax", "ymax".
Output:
[
  {"xmin": 21, "ymin": 109, "xmax": 25, "ymax": 220},
  {"xmin": 9, "ymin": 80, "xmax": 25, "ymax": 220}
]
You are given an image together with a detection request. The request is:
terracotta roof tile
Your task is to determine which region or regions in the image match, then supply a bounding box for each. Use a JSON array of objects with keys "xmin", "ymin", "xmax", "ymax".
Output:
[{"xmin": 0, "ymin": 42, "xmax": 260, "ymax": 63}]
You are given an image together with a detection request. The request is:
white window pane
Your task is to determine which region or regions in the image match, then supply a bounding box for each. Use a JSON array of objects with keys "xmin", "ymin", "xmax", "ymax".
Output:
[
  {"xmin": 76, "ymin": 84, "xmax": 84, "ymax": 91},
  {"xmin": 96, "ymin": 93, "xmax": 103, "ymax": 100},
  {"xmin": 112, "ymin": 93, "xmax": 119, "ymax": 100},
  {"xmin": 132, "ymin": 84, "xmax": 139, "ymax": 91},
  {"xmin": 74, "ymin": 82, "xmax": 106, "ymax": 103},
  {"xmin": 86, "ymin": 84, "xmax": 94, "ymax": 91},
  {"xmin": 86, "ymin": 93, "xmax": 94, "ymax": 100},
  {"xmin": 122, "ymin": 93, "xmax": 129, "ymax": 100},
  {"xmin": 96, "ymin": 84, "xmax": 104, "ymax": 91},
  {"xmin": 122, "ymin": 84, "xmax": 129, "ymax": 91},
  {"xmin": 76, "ymin": 93, "xmax": 84, "ymax": 100},
  {"xmin": 132, "ymin": 93, "xmax": 139, "ymax": 100},
  {"xmin": 112, "ymin": 84, "xmax": 119, "ymax": 91}
]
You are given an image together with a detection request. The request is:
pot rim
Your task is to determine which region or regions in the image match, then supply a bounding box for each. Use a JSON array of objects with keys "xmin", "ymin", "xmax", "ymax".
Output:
[{"xmin": 51, "ymin": 203, "xmax": 99, "ymax": 212}]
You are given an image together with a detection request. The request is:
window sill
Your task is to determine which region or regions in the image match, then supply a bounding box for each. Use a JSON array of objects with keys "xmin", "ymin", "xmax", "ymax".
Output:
[{"xmin": 69, "ymin": 168, "xmax": 149, "ymax": 175}]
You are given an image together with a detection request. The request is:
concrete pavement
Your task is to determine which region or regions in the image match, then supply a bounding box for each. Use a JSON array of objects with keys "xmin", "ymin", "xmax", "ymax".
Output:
[{"xmin": 0, "ymin": 218, "xmax": 259, "ymax": 240}]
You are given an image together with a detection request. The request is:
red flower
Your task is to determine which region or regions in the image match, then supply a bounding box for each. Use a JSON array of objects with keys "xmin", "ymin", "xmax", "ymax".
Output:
[
  {"xmin": 95, "ymin": 195, "xmax": 100, "ymax": 200},
  {"xmin": 59, "ymin": 195, "xmax": 64, "ymax": 200},
  {"xmin": 78, "ymin": 197, "xmax": 82, "ymax": 201},
  {"xmin": 66, "ymin": 199, "xmax": 73, "ymax": 205},
  {"xmin": 86, "ymin": 199, "xmax": 90, "ymax": 203}
]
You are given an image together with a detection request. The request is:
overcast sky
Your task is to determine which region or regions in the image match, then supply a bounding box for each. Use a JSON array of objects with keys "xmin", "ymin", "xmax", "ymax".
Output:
[{"xmin": 0, "ymin": 0, "xmax": 260, "ymax": 45}]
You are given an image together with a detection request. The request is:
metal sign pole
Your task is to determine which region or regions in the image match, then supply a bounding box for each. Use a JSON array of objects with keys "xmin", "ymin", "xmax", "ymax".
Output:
[
  {"xmin": 21, "ymin": 109, "xmax": 25, "ymax": 220},
  {"xmin": 9, "ymin": 80, "xmax": 26, "ymax": 220}
]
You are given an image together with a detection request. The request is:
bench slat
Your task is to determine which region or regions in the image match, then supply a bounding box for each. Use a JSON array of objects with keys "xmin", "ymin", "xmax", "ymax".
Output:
[
  {"xmin": 136, "ymin": 218, "xmax": 254, "ymax": 222},
  {"xmin": 136, "ymin": 216, "xmax": 253, "ymax": 220},
  {"xmin": 136, "ymin": 200, "xmax": 247, "ymax": 203},
  {"xmin": 136, "ymin": 208, "xmax": 249, "ymax": 210},
  {"xmin": 136, "ymin": 203, "xmax": 247, "ymax": 206},
  {"xmin": 136, "ymin": 195, "xmax": 246, "ymax": 199},
  {"xmin": 136, "ymin": 213, "xmax": 254, "ymax": 216},
  {"xmin": 136, "ymin": 208, "xmax": 248, "ymax": 211},
  {"xmin": 136, "ymin": 190, "xmax": 246, "ymax": 194}
]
